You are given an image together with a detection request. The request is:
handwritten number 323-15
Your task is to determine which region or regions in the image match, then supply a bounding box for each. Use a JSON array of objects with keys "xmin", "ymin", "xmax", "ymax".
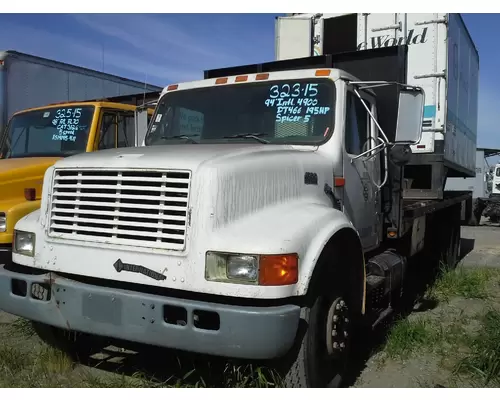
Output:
[{"xmin": 269, "ymin": 83, "xmax": 319, "ymax": 99}]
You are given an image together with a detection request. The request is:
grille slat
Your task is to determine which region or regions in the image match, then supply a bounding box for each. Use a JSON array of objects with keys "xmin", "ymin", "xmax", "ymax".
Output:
[
  {"xmin": 51, "ymin": 207, "xmax": 187, "ymax": 222},
  {"xmin": 53, "ymin": 192, "xmax": 188, "ymax": 204},
  {"xmin": 53, "ymin": 183, "xmax": 189, "ymax": 194},
  {"xmin": 48, "ymin": 168, "xmax": 191, "ymax": 250},
  {"xmin": 51, "ymin": 215, "xmax": 185, "ymax": 231},
  {"xmin": 52, "ymin": 199, "xmax": 186, "ymax": 213},
  {"xmin": 55, "ymin": 175, "xmax": 190, "ymax": 185},
  {"xmin": 50, "ymin": 223, "xmax": 185, "ymax": 240}
]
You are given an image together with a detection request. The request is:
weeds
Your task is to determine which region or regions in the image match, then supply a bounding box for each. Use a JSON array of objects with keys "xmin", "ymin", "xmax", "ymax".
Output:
[
  {"xmin": 384, "ymin": 317, "xmax": 439, "ymax": 359},
  {"xmin": 8, "ymin": 318, "xmax": 35, "ymax": 338},
  {"xmin": 0, "ymin": 345, "xmax": 31, "ymax": 373},
  {"xmin": 427, "ymin": 265, "xmax": 499, "ymax": 302},
  {"xmin": 0, "ymin": 335, "xmax": 282, "ymax": 388},
  {"xmin": 35, "ymin": 347, "xmax": 75, "ymax": 375},
  {"xmin": 454, "ymin": 310, "xmax": 500, "ymax": 386}
]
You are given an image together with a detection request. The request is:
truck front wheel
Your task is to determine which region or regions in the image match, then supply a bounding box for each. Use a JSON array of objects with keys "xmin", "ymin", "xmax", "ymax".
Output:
[{"xmin": 282, "ymin": 291, "xmax": 353, "ymax": 388}]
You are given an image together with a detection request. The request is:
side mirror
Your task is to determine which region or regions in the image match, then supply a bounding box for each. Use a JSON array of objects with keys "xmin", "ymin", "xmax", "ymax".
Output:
[
  {"xmin": 394, "ymin": 87, "xmax": 425, "ymax": 144},
  {"xmin": 134, "ymin": 108, "xmax": 149, "ymax": 147}
]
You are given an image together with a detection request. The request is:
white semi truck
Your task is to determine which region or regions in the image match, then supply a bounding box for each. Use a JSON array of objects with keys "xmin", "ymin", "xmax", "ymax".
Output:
[{"xmin": 0, "ymin": 13, "xmax": 478, "ymax": 388}]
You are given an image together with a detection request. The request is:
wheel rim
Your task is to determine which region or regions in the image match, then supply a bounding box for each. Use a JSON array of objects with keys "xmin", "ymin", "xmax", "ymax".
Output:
[{"xmin": 325, "ymin": 297, "xmax": 351, "ymax": 358}]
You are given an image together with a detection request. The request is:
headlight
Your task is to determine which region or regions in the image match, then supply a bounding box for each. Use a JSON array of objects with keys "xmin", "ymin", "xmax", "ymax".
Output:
[
  {"xmin": 0, "ymin": 213, "xmax": 5, "ymax": 232},
  {"xmin": 205, "ymin": 251, "xmax": 298, "ymax": 286},
  {"xmin": 13, "ymin": 230, "xmax": 36, "ymax": 257}
]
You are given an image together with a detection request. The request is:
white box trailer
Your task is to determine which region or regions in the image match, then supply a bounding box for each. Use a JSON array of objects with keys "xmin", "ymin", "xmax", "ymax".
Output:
[
  {"xmin": 0, "ymin": 50, "xmax": 162, "ymax": 130},
  {"xmin": 275, "ymin": 13, "xmax": 479, "ymax": 199}
]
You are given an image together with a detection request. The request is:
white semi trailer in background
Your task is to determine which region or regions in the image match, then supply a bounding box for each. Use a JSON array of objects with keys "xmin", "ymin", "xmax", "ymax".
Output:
[
  {"xmin": 276, "ymin": 13, "xmax": 479, "ymax": 201},
  {"xmin": 0, "ymin": 13, "xmax": 479, "ymax": 388},
  {"xmin": 0, "ymin": 50, "xmax": 162, "ymax": 130}
]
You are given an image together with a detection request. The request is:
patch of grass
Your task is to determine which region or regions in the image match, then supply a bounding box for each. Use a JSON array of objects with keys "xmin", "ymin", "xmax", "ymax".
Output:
[
  {"xmin": 0, "ymin": 342, "xmax": 75, "ymax": 387},
  {"xmin": 8, "ymin": 318, "xmax": 36, "ymax": 338},
  {"xmin": 0, "ymin": 345, "xmax": 31, "ymax": 373},
  {"xmin": 454, "ymin": 310, "xmax": 500, "ymax": 386},
  {"xmin": 82, "ymin": 371, "xmax": 155, "ymax": 388},
  {"xmin": 385, "ymin": 317, "xmax": 439, "ymax": 359},
  {"xmin": 427, "ymin": 266, "xmax": 499, "ymax": 302},
  {"xmin": 219, "ymin": 364, "xmax": 282, "ymax": 388},
  {"xmin": 384, "ymin": 312, "xmax": 472, "ymax": 362},
  {"xmin": 0, "ymin": 337, "xmax": 283, "ymax": 388},
  {"xmin": 35, "ymin": 347, "xmax": 75, "ymax": 375}
]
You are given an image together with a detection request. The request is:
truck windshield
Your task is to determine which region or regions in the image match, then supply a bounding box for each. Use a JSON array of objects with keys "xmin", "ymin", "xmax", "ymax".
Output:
[
  {"xmin": 145, "ymin": 78, "xmax": 335, "ymax": 146},
  {"xmin": 0, "ymin": 105, "xmax": 95, "ymax": 159}
]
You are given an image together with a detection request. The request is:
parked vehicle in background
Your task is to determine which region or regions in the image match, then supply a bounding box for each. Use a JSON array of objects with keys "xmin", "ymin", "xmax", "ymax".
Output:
[
  {"xmin": 0, "ymin": 94, "xmax": 158, "ymax": 263},
  {"xmin": 0, "ymin": 49, "xmax": 162, "ymax": 263},
  {"xmin": 446, "ymin": 148, "xmax": 500, "ymax": 224}
]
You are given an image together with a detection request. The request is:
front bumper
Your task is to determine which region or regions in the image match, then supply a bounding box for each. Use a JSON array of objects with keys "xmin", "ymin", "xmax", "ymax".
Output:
[{"xmin": 0, "ymin": 266, "xmax": 301, "ymax": 360}]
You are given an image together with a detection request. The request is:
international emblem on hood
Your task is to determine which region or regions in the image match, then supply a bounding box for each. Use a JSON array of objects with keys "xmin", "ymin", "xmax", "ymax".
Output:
[{"xmin": 113, "ymin": 259, "xmax": 166, "ymax": 281}]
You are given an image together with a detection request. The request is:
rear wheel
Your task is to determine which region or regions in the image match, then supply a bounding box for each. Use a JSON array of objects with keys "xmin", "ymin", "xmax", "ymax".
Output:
[{"xmin": 283, "ymin": 292, "xmax": 353, "ymax": 388}]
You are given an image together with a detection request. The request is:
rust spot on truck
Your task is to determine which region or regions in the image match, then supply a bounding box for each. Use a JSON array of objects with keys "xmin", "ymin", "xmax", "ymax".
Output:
[{"xmin": 44, "ymin": 276, "xmax": 56, "ymax": 285}]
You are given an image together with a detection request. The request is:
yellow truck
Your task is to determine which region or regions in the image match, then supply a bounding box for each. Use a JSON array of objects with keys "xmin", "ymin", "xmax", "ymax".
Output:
[{"xmin": 0, "ymin": 95, "xmax": 158, "ymax": 263}]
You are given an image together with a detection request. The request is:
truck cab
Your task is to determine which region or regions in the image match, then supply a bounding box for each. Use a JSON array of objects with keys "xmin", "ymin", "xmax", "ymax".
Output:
[
  {"xmin": 0, "ymin": 101, "xmax": 153, "ymax": 260},
  {"xmin": 1, "ymin": 47, "xmax": 469, "ymax": 389},
  {"xmin": 491, "ymin": 164, "xmax": 500, "ymax": 197}
]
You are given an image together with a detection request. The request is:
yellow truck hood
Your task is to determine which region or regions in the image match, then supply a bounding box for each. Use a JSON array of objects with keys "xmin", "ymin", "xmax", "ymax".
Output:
[{"xmin": 0, "ymin": 157, "xmax": 62, "ymax": 202}]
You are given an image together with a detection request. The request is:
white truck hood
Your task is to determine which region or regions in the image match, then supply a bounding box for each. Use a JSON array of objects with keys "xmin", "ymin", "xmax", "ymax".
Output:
[
  {"xmin": 53, "ymin": 143, "xmax": 300, "ymax": 172},
  {"xmin": 51, "ymin": 143, "xmax": 332, "ymax": 231},
  {"xmin": 29, "ymin": 142, "xmax": 338, "ymax": 294}
]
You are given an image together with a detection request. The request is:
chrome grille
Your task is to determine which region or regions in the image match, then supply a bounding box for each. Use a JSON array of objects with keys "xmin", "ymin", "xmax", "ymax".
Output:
[{"xmin": 49, "ymin": 168, "xmax": 191, "ymax": 250}]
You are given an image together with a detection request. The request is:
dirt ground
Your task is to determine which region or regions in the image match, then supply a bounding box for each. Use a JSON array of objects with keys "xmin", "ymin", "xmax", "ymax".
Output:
[
  {"xmin": 351, "ymin": 219, "xmax": 500, "ymax": 388},
  {"xmin": 1, "ymin": 221, "xmax": 500, "ymax": 387},
  {"xmin": 352, "ymin": 282, "xmax": 500, "ymax": 388}
]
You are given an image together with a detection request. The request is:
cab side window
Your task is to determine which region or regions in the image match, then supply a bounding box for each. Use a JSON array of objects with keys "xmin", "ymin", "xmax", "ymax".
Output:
[
  {"xmin": 98, "ymin": 113, "xmax": 116, "ymax": 150},
  {"xmin": 345, "ymin": 92, "xmax": 371, "ymax": 156},
  {"xmin": 117, "ymin": 113, "xmax": 135, "ymax": 147},
  {"xmin": 98, "ymin": 110, "xmax": 135, "ymax": 149}
]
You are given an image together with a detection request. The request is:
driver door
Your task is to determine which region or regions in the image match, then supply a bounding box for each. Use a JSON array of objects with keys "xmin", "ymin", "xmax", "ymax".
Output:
[{"xmin": 342, "ymin": 89, "xmax": 382, "ymax": 251}]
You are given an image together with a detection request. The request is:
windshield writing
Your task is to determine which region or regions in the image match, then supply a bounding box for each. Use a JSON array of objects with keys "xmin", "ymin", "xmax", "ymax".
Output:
[
  {"xmin": 145, "ymin": 78, "xmax": 335, "ymax": 146},
  {"xmin": 0, "ymin": 106, "xmax": 95, "ymax": 159},
  {"xmin": 265, "ymin": 82, "xmax": 331, "ymax": 124}
]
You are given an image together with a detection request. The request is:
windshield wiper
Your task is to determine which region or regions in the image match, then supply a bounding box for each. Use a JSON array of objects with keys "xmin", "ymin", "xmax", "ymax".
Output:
[
  {"xmin": 159, "ymin": 134, "xmax": 199, "ymax": 144},
  {"xmin": 223, "ymin": 133, "xmax": 269, "ymax": 144}
]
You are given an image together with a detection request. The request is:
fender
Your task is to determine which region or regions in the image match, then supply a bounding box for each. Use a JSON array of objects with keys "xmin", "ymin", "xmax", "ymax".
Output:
[
  {"xmin": 207, "ymin": 199, "xmax": 365, "ymax": 302},
  {"xmin": 299, "ymin": 218, "xmax": 366, "ymax": 315}
]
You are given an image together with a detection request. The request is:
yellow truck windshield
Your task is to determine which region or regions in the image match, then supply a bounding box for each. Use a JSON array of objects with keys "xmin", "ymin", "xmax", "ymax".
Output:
[{"xmin": 0, "ymin": 105, "xmax": 95, "ymax": 159}]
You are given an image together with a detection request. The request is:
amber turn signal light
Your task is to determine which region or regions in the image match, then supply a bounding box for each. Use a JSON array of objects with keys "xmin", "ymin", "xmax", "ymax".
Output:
[{"xmin": 259, "ymin": 254, "xmax": 298, "ymax": 286}]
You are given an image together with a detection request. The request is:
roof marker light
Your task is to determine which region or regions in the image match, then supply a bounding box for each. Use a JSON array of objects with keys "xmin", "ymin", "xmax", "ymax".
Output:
[{"xmin": 315, "ymin": 69, "xmax": 331, "ymax": 77}]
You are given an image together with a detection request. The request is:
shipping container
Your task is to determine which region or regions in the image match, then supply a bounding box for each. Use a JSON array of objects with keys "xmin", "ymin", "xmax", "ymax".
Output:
[{"xmin": 275, "ymin": 13, "xmax": 480, "ymax": 199}]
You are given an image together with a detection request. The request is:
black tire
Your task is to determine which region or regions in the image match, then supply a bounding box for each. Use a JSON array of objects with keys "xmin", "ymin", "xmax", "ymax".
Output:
[{"xmin": 282, "ymin": 291, "xmax": 353, "ymax": 388}]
